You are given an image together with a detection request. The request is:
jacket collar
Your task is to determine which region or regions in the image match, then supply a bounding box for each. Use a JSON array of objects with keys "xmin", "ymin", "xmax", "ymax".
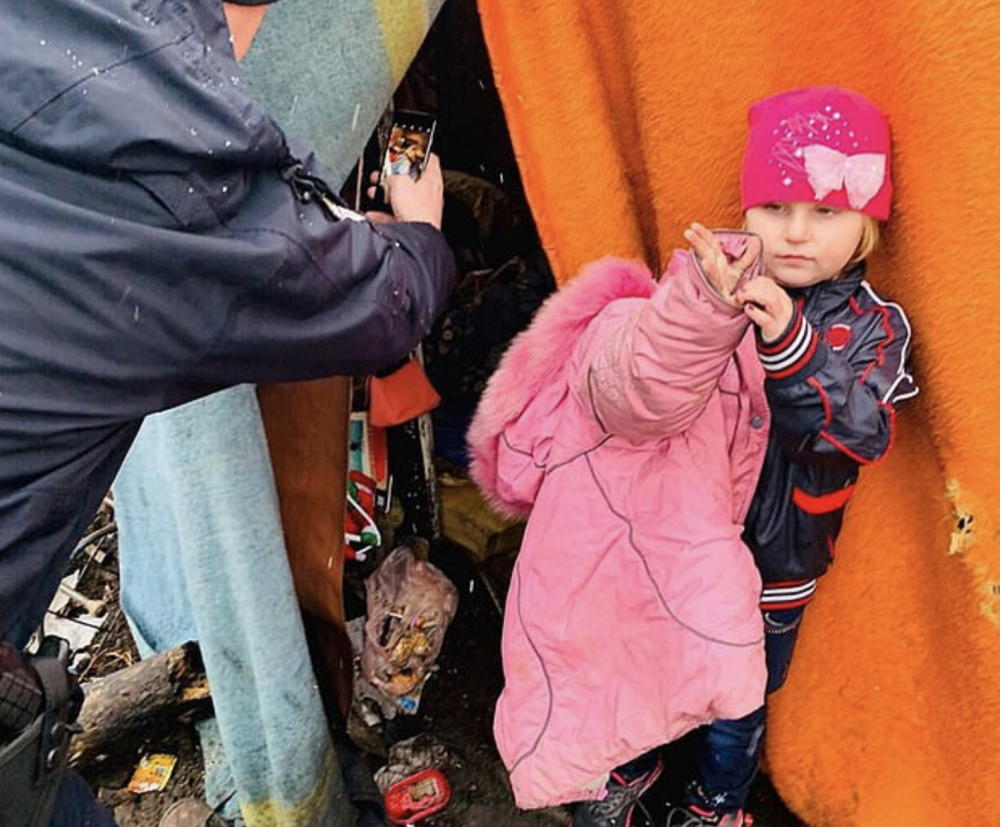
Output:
[{"xmin": 795, "ymin": 262, "xmax": 866, "ymax": 320}]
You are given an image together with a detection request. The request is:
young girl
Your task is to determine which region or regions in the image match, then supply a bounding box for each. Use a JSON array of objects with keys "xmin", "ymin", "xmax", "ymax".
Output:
[
  {"xmin": 660, "ymin": 86, "xmax": 917, "ymax": 827},
  {"xmin": 468, "ymin": 86, "xmax": 916, "ymax": 827}
]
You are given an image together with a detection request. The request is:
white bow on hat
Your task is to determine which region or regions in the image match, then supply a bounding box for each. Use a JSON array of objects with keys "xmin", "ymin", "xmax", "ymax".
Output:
[{"xmin": 803, "ymin": 144, "xmax": 886, "ymax": 210}]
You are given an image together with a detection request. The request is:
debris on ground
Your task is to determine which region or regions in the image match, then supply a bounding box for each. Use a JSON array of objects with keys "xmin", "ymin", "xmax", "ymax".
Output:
[
  {"xmin": 359, "ymin": 544, "xmax": 459, "ymax": 719},
  {"xmin": 60, "ymin": 504, "xmax": 802, "ymax": 827}
]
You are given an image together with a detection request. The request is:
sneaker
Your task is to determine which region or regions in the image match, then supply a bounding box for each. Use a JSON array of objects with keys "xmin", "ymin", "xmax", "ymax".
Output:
[
  {"xmin": 664, "ymin": 803, "xmax": 753, "ymax": 827},
  {"xmin": 569, "ymin": 758, "xmax": 663, "ymax": 827}
]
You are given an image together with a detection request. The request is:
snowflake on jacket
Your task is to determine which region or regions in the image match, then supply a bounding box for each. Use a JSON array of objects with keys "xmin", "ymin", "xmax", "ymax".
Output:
[{"xmin": 744, "ymin": 262, "xmax": 918, "ymax": 609}]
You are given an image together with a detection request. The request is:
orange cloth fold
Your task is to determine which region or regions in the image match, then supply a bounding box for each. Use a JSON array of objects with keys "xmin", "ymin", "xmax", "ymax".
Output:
[{"xmin": 478, "ymin": 0, "xmax": 1000, "ymax": 822}]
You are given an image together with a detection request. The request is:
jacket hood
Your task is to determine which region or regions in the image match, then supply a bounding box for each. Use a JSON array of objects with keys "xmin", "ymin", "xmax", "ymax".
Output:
[
  {"xmin": 467, "ymin": 257, "xmax": 656, "ymax": 517},
  {"xmin": 0, "ymin": 0, "xmax": 288, "ymax": 172}
]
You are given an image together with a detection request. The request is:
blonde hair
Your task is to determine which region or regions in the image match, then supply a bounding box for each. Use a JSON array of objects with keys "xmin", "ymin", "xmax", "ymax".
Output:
[{"xmin": 848, "ymin": 216, "xmax": 881, "ymax": 267}]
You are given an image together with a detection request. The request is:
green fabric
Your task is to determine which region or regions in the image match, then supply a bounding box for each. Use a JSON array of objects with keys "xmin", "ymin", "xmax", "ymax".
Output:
[
  {"xmin": 117, "ymin": 4, "xmax": 446, "ymax": 826},
  {"xmin": 243, "ymin": 0, "xmax": 446, "ymax": 186}
]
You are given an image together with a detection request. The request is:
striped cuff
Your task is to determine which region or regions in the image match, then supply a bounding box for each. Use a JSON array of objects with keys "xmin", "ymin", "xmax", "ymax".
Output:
[
  {"xmin": 760, "ymin": 579, "xmax": 817, "ymax": 610},
  {"xmin": 757, "ymin": 307, "xmax": 819, "ymax": 380}
]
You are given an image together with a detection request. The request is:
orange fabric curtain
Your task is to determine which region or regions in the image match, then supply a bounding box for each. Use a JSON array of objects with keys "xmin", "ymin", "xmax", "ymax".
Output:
[{"xmin": 477, "ymin": 0, "xmax": 1000, "ymax": 822}]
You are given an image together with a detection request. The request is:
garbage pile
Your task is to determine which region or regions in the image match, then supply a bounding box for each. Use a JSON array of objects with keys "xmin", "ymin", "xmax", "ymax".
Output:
[{"xmin": 356, "ymin": 544, "xmax": 459, "ymax": 719}]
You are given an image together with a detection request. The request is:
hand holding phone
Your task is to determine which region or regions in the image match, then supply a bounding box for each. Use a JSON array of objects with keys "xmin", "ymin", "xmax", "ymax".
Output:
[
  {"xmin": 381, "ymin": 110, "xmax": 437, "ymax": 184},
  {"xmin": 383, "ymin": 153, "xmax": 444, "ymax": 229},
  {"xmin": 365, "ymin": 110, "xmax": 442, "ymax": 227}
]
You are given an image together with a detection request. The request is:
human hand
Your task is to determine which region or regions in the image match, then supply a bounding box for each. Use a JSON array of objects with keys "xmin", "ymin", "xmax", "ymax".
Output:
[
  {"xmin": 737, "ymin": 277, "xmax": 795, "ymax": 342},
  {"xmin": 367, "ymin": 154, "xmax": 444, "ymax": 229},
  {"xmin": 683, "ymin": 223, "xmax": 761, "ymax": 309}
]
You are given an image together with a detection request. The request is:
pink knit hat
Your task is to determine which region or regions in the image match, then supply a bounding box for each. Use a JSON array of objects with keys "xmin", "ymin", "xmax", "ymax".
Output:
[{"xmin": 740, "ymin": 86, "xmax": 892, "ymax": 220}]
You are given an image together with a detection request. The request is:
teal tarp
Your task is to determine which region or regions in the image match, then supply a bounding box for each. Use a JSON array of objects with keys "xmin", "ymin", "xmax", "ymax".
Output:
[{"xmin": 115, "ymin": 3, "xmax": 445, "ymax": 825}]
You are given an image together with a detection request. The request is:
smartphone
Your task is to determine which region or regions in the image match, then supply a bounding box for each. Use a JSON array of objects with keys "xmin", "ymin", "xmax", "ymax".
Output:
[{"xmin": 380, "ymin": 110, "xmax": 437, "ymax": 184}]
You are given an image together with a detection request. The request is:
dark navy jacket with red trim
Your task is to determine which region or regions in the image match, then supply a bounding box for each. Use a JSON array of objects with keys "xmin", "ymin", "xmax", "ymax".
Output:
[{"xmin": 742, "ymin": 263, "xmax": 918, "ymax": 610}]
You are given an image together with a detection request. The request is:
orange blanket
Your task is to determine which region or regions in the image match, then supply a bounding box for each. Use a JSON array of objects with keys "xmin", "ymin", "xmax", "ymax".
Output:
[{"xmin": 477, "ymin": 1, "xmax": 1000, "ymax": 823}]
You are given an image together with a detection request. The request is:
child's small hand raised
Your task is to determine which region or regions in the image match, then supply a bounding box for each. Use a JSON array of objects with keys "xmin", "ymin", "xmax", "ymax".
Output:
[
  {"xmin": 683, "ymin": 223, "xmax": 760, "ymax": 309},
  {"xmin": 737, "ymin": 277, "xmax": 795, "ymax": 342}
]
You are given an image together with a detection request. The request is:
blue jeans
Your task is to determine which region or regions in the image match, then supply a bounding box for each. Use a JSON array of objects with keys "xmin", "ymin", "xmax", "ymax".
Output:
[{"xmin": 688, "ymin": 606, "xmax": 806, "ymax": 813}]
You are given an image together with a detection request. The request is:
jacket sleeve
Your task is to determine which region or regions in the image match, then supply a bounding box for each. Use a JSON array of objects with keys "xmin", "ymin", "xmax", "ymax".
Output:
[
  {"xmin": 186, "ymin": 186, "xmax": 456, "ymax": 387},
  {"xmin": 575, "ymin": 249, "xmax": 750, "ymax": 440},
  {"xmin": 758, "ymin": 296, "xmax": 918, "ymax": 464}
]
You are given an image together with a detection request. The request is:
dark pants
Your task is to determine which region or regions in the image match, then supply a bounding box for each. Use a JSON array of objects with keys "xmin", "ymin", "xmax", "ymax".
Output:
[
  {"xmin": 50, "ymin": 773, "xmax": 117, "ymax": 827},
  {"xmin": 687, "ymin": 606, "xmax": 805, "ymax": 813},
  {"xmin": 616, "ymin": 606, "xmax": 806, "ymax": 814}
]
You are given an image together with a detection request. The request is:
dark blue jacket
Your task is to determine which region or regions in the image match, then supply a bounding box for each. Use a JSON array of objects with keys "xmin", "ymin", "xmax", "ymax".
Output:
[
  {"xmin": 742, "ymin": 264, "xmax": 918, "ymax": 610},
  {"xmin": 0, "ymin": 0, "xmax": 455, "ymax": 646}
]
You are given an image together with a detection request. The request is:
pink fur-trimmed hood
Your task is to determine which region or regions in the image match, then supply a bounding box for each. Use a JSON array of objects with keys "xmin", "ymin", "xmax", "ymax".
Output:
[{"xmin": 467, "ymin": 257, "xmax": 654, "ymax": 517}]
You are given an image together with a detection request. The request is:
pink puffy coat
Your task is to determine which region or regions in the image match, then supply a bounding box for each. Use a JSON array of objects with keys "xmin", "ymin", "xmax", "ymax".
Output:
[{"xmin": 467, "ymin": 245, "xmax": 771, "ymax": 808}]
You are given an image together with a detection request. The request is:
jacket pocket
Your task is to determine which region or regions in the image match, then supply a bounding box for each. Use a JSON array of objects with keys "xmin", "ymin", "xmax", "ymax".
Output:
[{"xmin": 791, "ymin": 484, "xmax": 854, "ymax": 514}]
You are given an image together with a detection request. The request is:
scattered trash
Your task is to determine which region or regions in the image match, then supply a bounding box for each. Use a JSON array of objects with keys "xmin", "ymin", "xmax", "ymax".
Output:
[
  {"xmin": 127, "ymin": 753, "xmax": 178, "ymax": 794},
  {"xmin": 373, "ymin": 734, "xmax": 454, "ymax": 794},
  {"xmin": 44, "ymin": 570, "xmax": 107, "ymax": 658},
  {"xmin": 345, "ymin": 470, "xmax": 382, "ymax": 562},
  {"xmin": 360, "ymin": 545, "xmax": 458, "ymax": 717},
  {"xmin": 384, "ymin": 768, "xmax": 451, "ymax": 825}
]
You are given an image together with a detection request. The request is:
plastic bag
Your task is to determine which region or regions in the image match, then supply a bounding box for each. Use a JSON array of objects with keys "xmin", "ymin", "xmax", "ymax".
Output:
[
  {"xmin": 361, "ymin": 545, "xmax": 458, "ymax": 714},
  {"xmin": 369, "ymin": 358, "xmax": 441, "ymax": 428}
]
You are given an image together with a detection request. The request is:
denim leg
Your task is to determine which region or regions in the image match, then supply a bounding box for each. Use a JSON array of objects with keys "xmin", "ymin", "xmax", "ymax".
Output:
[
  {"xmin": 763, "ymin": 607, "xmax": 805, "ymax": 695},
  {"xmin": 690, "ymin": 705, "xmax": 766, "ymax": 813},
  {"xmin": 48, "ymin": 771, "xmax": 117, "ymax": 827},
  {"xmin": 688, "ymin": 606, "xmax": 807, "ymax": 812}
]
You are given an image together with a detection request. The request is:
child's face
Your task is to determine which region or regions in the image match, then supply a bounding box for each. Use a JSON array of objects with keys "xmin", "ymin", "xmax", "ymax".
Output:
[{"xmin": 745, "ymin": 202, "xmax": 866, "ymax": 289}]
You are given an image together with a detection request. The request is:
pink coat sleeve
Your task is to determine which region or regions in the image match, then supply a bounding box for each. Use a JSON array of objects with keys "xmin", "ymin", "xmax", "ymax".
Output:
[{"xmin": 575, "ymin": 248, "xmax": 750, "ymax": 440}]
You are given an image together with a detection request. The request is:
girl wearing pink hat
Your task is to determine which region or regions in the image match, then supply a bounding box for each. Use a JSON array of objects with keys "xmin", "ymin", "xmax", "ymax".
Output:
[
  {"xmin": 667, "ymin": 86, "xmax": 918, "ymax": 825},
  {"xmin": 468, "ymin": 86, "xmax": 917, "ymax": 827}
]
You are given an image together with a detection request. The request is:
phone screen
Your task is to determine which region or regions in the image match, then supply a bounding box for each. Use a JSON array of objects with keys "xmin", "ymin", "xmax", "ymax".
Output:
[{"xmin": 381, "ymin": 110, "xmax": 437, "ymax": 182}]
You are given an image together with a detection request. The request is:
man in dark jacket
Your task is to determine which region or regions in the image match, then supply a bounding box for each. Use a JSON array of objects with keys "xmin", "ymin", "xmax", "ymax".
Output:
[{"xmin": 0, "ymin": 1, "xmax": 454, "ymax": 824}]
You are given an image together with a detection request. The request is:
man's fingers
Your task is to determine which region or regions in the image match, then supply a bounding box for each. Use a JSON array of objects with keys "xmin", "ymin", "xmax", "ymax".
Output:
[{"xmin": 422, "ymin": 153, "xmax": 442, "ymax": 177}]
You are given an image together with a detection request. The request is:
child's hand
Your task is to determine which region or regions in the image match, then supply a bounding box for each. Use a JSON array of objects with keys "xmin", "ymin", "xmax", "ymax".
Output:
[
  {"xmin": 683, "ymin": 223, "xmax": 760, "ymax": 309},
  {"xmin": 737, "ymin": 277, "xmax": 795, "ymax": 342}
]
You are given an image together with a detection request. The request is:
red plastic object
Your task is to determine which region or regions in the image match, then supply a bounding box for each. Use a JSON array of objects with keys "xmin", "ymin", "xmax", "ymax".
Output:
[{"xmin": 384, "ymin": 768, "xmax": 451, "ymax": 825}]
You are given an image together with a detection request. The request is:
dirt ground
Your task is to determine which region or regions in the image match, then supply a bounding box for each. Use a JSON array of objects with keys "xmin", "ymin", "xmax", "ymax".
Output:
[{"xmin": 69, "ymin": 513, "xmax": 803, "ymax": 827}]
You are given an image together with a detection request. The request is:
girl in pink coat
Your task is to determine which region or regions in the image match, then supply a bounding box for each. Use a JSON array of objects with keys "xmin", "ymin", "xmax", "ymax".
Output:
[
  {"xmin": 468, "ymin": 226, "xmax": 772, "ymax": 816},
  {"xmin": 469, "ymin": 85, "xmax": 915, "ymax": 827}
]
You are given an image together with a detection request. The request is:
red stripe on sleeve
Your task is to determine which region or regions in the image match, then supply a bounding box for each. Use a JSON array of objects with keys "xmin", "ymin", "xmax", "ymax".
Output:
[
  {"xmin": 766, "ymin": 331, "xmax": 818, "ymax": 379},
  {"xmin": 758, "ymin": 310, "xmax": 803, "ymax": 355}
]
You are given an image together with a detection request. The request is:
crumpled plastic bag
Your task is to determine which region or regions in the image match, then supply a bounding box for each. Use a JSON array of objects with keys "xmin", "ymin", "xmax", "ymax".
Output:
[
  {"xmin": 373, "ymin": 734, "xmax": 455, "ymax": 794},
  {"xmin": 361, "ymin": 545, "xmax": 458, "ymax": 714}
]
